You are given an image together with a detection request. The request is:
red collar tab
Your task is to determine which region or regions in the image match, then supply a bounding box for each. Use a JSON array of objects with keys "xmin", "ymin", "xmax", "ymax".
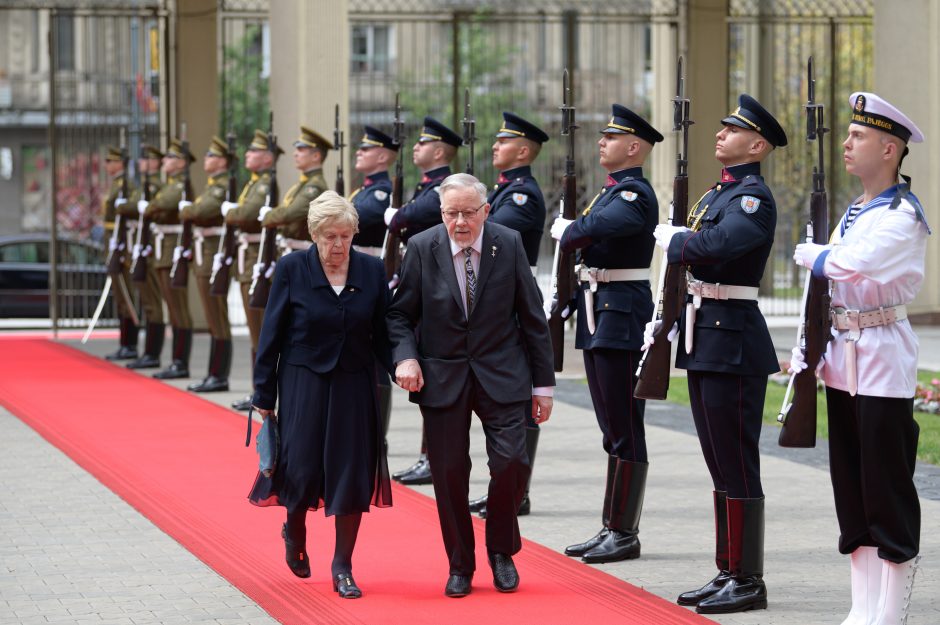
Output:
[{"xmin": 720, "ymin": 168, "xmax": 736, "ymax": 183}]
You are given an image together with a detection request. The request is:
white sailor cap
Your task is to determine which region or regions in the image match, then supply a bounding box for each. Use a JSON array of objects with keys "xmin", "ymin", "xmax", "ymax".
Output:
[{"xmin": 849, "ymin": 92, "xmax": 924, "ymax": 143}]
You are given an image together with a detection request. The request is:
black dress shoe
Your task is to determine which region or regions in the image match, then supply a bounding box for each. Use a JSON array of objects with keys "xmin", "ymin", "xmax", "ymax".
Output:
[
  {"xmin": 187, "ymin": 375, "xmax": 230, "ymax": 393},
  {"xmin": 565, "ymin": 527, "xmax": 610, "ymax": 557},
  {"xmin": 581, "ymin": 529, "xmax": 640, "ymax": 563},
  {"xmin": 333, "ymin": 572, "xmax": 362, "ymax": 599},
  {"xmin": 126, "ymin": 354, "xmax": 160, "ymax": 369},
  {"xmin": 468, "ymin": 494, "xmax": 487, "ymax": 513},
  {"xmin": 398, "ymin": 458, "xmax": 432, "ymax": 485},
  {"xmin": 105, "ymin": 346, "xmax": 138, "ymax": 361},
  {"xmin": 676, "ymin": 570, "xmax": 732, "ymax": 606},
  {"xmin": 392, "ymin": 456, "xmax": 426, "ymax": 481},
  {"xmin": 153, "ymin": 360, "xmax": 189, "ymax": 380},
  {"xmin": 232, "ymin": 395, "xmax": 252, "ymax": 411},
  {"xmin": 695, "ymin": 575, "xmax": 767, "ymax": 614},
  {"xmin": 281, "ymin": 523, "xmax": 310, "ymax": 578},
  {"xmin": 479, "ymin": 494, "xmax": 530, "ymax": 519},
  {"xmin": 444, "ymin": 574, "xmax": 472, "ymax": 598},
  {"xmin": 488, "ymin": 553, "xmax": 519, "ymax": 592}
]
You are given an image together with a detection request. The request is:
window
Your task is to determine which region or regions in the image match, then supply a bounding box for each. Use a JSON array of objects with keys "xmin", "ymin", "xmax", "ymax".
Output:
[
  {"xmin": 351, "ymin": 24, "xmax": 394, "ymax": 74},
  {"xmin": 0, "ymin": 242, "xmax": 46, "ymax": 263},
  {"xmin": 53, "ymin": 11, "xmax": 75, "ymax": 71}
]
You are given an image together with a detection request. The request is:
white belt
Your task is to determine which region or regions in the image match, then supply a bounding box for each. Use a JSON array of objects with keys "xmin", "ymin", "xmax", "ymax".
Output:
[
  {"xmin": 831, "ymin": 304, "xmax": 908, "ymax": 396},
  {"xmin": 684, "ymin": 279, "xmax": 759, "ymax": 354},
  {"xmin": 193, "ymin": 227, "xmax": 224, "ymax": 267},
  {"xmin": 152, "ymin": 224, "xmax": 183, "ymax": 235},
  {"xmin": 278, "ymin": 236, "xmax": 313, "ymax": 254},
  {"xmin": 237, "ymin": 232, "xmax": 262, "ymax": 275},
  {"xmin": 354, "ymin": 245, "xmax": 383, "ymax": 257},
  {"xmin": 577, "ymin": 265, "xmax": 651, "ymax": 336}
]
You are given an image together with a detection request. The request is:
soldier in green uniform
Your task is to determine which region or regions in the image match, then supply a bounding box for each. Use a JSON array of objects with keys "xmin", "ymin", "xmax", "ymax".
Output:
[
  {"xmin": 147, "ymin": 138, "xmax": 195, "ymax": 380},
  {"xmin": 262, "ymin": 125, "xmax": 332, "ymax": 255},
  {"xmin": 224, "ymin": 129, "xmax": 282, "ymax": 411},
  {"xmin": 184, "ymin": 136, "xmax": 234, "ymax": 393},
  {"xmin": 127, "ymin": 144, "xmax": 168, "ymax": 370},
  {"xmin": 101, "ymin": 145, "xmax": 141, "ymax": 361}
]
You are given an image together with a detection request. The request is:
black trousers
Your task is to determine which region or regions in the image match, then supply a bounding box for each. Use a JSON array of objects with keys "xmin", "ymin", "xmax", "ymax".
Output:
[
  {"xmin": 687, "ymin": 371, "xmax": 764, "ymax": 499},
  {"xmin": 826, "ymin": 388, "xmax": 920, "ymax": 563},
  {"xmin": 421, "ymin": 374, "xmax": 530, "ymax": 576},
  {"xmin": 583, "ymin": 347, "xmax": 647, "ymax": 462}
]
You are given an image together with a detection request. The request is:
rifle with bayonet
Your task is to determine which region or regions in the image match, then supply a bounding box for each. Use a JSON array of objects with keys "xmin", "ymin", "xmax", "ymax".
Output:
[
  {"xmin": 209, "ymin": 131, "xmax": 238, "ymax": 296},
  {"xmin": 462, "ymin": 88, "xmax": 476, "ymax": 175},
  {"xmin": 248, "ymin": 113, "xmax": 280, "ymax": 309},
  {"xmin": 382, "ymin": 93, "xmax": 405, "ymax": 284},
  {"xmin": 334, "ymin": 104, "xmax": 346, "ymax": 195},
  {"xmin": 634, "ymin": 56, "xmax": 694, "ymax": 400},
  {"xmin": 547, "ymin": 69, "xmax": 578, "ymax": 372},
  {"xmin": 777, "ymin": 56, "xmax": 831, "ymax": 448},
  {"xmin": 170, "ymin": 122, "xmax": 196, "ymax": 288},
  {"xmin": 130, "ymin": 144, "xmax": 155, "ymax": 283}
]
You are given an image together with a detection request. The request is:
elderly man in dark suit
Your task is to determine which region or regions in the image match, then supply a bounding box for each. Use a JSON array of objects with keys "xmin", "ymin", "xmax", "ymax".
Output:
[{"xmin": 387, "ymin": 172, "xmax": 555, "ymax": 598}]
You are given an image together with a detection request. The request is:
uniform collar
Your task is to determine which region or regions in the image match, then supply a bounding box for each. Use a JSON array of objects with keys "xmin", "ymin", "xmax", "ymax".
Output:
[
  {"xmin": 608, "ymin": 166, "xmax": 642, "ymax": 186},
  {"xmin": 720, "ymin": 162, "xmax": 760, "ymax": 182},
  {"xmin": 497, "ymin": 165, "xmax": 531, "ymax": 184},
  {"xmin": 363, "ymin": 170, "xmax": 389, "ymax": 187},
  {"xmin": 301, "ymin": 168, "xmax": 323, "ymax": 182},
  {"xmin": 421, "ymin": 165, "xmax": 452, "ymax": 183}
]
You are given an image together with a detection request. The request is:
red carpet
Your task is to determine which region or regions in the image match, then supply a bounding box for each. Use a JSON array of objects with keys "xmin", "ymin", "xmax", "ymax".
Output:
[{"xmin": 0, "ymin": 338, "xmax": 713, "ymax": 625}]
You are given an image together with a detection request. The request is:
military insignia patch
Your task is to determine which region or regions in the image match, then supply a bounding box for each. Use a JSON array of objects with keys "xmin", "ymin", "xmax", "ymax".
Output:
[
  {"xmin": 305, "ymin": 186, "xmax": 316, "ymax": 196},
  {"xmin": 620, "ymin": 191, "xmax": 638, "ymax": 202},
  {"xmin": 257, "ymin": 184, "xmax": 269, "ymax": 195},
  {"xmin": 740, "ymin": 196, "xmax": 761, "ymax": 214},
  {"xmin": 374, "ymin": 190, "xmax": 388, "ymax": 202},
  {"xmin": 213, "ymin": 188, "xmax": 224, "ymax": 198},
  {"xmin": 512, "ymin": 193, "xmax": 527, "ymax": 206}
]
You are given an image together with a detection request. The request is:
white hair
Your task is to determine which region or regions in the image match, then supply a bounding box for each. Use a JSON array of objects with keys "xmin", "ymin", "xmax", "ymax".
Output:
[
  {"xmin": 439, "ymin": 172, "xmax": 487, "ymax": 204},
  {"xmin": 307, "ymin": 190, "xmax": 359, "ymax": 237}
]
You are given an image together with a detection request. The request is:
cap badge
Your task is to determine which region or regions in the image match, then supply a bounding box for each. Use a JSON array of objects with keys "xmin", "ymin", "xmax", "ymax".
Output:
[{"xmin": 855, "ymin": 95, "xmax": 866, "ymax": 113}]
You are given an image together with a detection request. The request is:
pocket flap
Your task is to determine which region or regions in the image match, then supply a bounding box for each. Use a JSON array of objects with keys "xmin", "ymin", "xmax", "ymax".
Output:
[
  {"xmin": 693, "ymin": 304, "xmax": 744, "ymax": 331},
  {"xmin": 594, "ymin": 290, "xmax": 632, "ymax": 313}
]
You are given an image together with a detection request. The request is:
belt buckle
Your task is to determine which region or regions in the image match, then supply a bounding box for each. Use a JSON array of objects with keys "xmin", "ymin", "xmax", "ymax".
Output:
[
  {"xmin": 845, "ymin": 309, "xmax": 861, "ymax": 341},
  {"xmin": 586, "ymin": 267, "xmax": 599, "ymax": 293}
]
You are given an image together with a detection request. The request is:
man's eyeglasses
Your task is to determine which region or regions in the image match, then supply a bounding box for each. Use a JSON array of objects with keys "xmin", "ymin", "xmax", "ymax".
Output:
[{"xmin": 441, "ymin": 202, "xmax": 485, "ymax": 221}]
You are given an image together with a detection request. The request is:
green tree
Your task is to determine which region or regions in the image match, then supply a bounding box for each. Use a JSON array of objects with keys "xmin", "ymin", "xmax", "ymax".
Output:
[{"xmin": 219, "ymin": 24, "xmax": 271, "ymax": 180}]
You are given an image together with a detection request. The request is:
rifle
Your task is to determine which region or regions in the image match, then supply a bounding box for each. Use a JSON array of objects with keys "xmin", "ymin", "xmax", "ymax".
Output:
[
  {"xmin": 777, "ymin": 56, "xmax": 831, "ymax": 448},
  {"xmin": 461, "ymin": 88, "xmax": 476, "ymax": 175},
  {"xmin": 634, "ymin": 56, "xmax": 694, "ymax": 400},
  {"xmin": 170, "ymin": 122, "xmax": 195, "ymax": 288},
  {"xmin": 381, "ymin": 93, "xmax": 405, "ymax": 284},
  {"xmin": 106, "ymin": 130, "xmax": 130, "ymax": 276},
  {"xmin": 248, "ymin": 113, "xmax": 280, "ymax": 309},
  {"xmin": 547, "ymin": 69, "xmax": 578, "ymax": 372},
  {"xmin": 209, "ymin": 131, "xmax": 238, "ymax": 296},
  {"xmin": 130, "ymin": 144, "xmax": 155, "ymax": 283},
  {"xmin": 334, "ymin": 103, "xmax": 346, "ymax": 195}
]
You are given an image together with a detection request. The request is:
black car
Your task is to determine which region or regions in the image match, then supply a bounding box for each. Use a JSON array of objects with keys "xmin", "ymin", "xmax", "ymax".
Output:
[{"xmin": 0, "ymin": 233, "xmax": 110, "ymax": 318}]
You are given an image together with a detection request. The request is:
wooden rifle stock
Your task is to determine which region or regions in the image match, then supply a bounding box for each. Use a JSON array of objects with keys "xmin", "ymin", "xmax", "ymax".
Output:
[
  {"xmin": 383, "ymin": 93, "xmax": 405, "ymax": 283},
  {"xmin": 248, "ymin": 118, "xmax": 280, "ymax": 309},
  {"xmin": 106, "ymin": 215, "xmax": 127, "ymax": 275},
  {"xmin": 130, "ymin": 169, "xmax": 153, "ymax": 283},
  {"xmin": 170, "ymin": 177, "xmax": 195, "ymax": 288},
  {"xmin": 210, "ymin": 133, "xmax": 239, "ymax": 296},
  {"xmin": 334, "ymin": 104, "xmax": 346, "ymax": 195}
]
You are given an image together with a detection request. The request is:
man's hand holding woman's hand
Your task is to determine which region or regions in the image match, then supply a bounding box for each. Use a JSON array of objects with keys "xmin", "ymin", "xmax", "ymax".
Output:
[{"xmin": 395, "ymin": 359, "xmax": 424, "ymax": 393}]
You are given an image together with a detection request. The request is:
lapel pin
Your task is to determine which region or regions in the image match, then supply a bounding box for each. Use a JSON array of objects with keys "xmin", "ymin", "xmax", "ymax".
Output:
[{"xmin": 491, "ymin": 245, "xmax": 497, "ymax": 257}]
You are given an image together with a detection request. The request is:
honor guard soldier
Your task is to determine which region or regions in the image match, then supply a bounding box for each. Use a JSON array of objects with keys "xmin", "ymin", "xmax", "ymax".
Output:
[
  {"xmin": 791, "ymin": 93, "xmax": 927, "ymax": 625},
  {"xmin": 225, "ymin": 129, "xmax": 282, "ymax": 411},
  {"xmin": 465, "ymin": 112, "xmax": 549, "ymax": 517},
  {"xmin": 101, "ymin": 146, "xmax": 140, "ymax": 361},
  {"xmin": 385, "ymin": 116, "xmax": 461, "ymax": 242},
  {"xmin": 551, "ymin": 105, "xmax": 662, "ymax": 563},
  {"xmin": 350, "ymin": 126, "xmax": 397, "ymax": 255},
  {"xmin": 184, "ymin": 136, "xmax": 234, "ymax": 393},
  {"xmin": 649, "ymin": 94, "xmax": 787, "ymax": 614},
  {"xmin": 127, "ymin": 144, "xmax": 168, "ymax": 370},
  {"xmin": 262, "ymin": 125, "xmax": 332, "ymax": 255},
  {"xmin": 147, "ymin": 139, "xmax": 195, "ymax": 380}
]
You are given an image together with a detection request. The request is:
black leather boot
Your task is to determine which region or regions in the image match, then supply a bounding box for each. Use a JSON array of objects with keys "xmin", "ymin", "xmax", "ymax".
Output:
[
  {"xmin": 126, "ymin": 323, "xmax": 164, "ymax": 369},
  {"xmin": 154, "ymin": 327, "xmax": 191, "ymax": 379},
  {"xmin": 106, "ymin": 318, "xmax": 139, "ymax": 360},
  {"xmin": 188, "ymin": 338, "xmax": 231, "ymax": 392},
  {"xmin": 677, "ymin": 491, "xmax": 731, "ymax": 605},
  {"xmin": 581, "ymin": 459, "xmax": 647, "ymax": 563},
  {"xmin": 696, "ymin": 497, "xmax": 767, "ymax": 614},
  {"xmin": 565, "ymin": 455, "xmax": 617, "ymax": 557},
  {"xmin": 394, "ymin": 428, "xmax": 430, "ymax": 482}
]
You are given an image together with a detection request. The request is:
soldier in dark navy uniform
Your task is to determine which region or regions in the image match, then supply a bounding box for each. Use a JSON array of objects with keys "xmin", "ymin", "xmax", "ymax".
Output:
[
  {"xmin": 550, "ymin": 104, "xmax": 662, "ymax": 564},
  {"xmin": 350, "ymin": 126, "xmax": 397, "ymax": 255},
  {"xmin": 466, "ymin": 112, "xmax": 549, "ymax": 517},
  {"xmin": 386, "ymin": 117, "xmax": 461, "ymax": 487},
  {"xmin": 648, "ymin": 94, "xmax": 786, "ymax": 614}
]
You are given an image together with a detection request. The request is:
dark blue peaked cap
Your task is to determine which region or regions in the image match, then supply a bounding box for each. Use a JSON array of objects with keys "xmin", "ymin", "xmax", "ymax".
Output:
[
  {"xmin": 418, "ymin": 116, "xmax": 463, "ymax": 148},
  {"xmin": 359, "ymin": 125, "xmax": 399, "ymax": 151},
  {"xmin": 601, "ymin": 104, "xmax": 664, "ymax": 144},
  {"xmin": 496, "ymin": 112, "xmax": 550, "ymax": 144},
  {"xmin": 721, "ymin": 94, "xmax": 788, "ymax": 147}
]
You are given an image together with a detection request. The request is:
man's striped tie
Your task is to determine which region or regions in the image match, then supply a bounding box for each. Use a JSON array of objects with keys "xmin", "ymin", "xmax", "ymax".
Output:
[{"xmin": 464, "ymin": 248, "xmax": 476, "ymax": 314}]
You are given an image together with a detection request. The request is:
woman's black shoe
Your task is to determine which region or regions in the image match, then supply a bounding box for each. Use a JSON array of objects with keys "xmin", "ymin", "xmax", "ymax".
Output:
[
  {"xmin": 281, "ymin": 523, "xmax": 310, "ymax": 578},
  {"xmin": 333, "ymin": 572, "xmax": 362, "ymax": 598}
]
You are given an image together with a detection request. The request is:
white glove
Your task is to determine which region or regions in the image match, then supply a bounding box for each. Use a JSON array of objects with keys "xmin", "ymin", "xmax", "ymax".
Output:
[
  {"xmin": 251, "ymin": 262, "xmax": 264, "ymax": 281},
  {"xmin": 550, "ymin": 217, "xmax": 574, "ymax": 241},
  {"xmin": 258, "ymin": 205, "xmax": 273, "ymax": 221},
  {"xmin": 137, "ymin": 200, "xmax": 148, "ymax": 215},
  {"xmin": 264, "ymin": 261, "xmax": 276, "ymax": 279},
  {"xmin": 653, "ymin": 224, "xmax": 690, "ymax": 251},
  {"xmin": 172, "ymin": 246, "xmax": 183, "ymax": 263},
  {"xmin": 220, "ymin": 201, "xmax": 239, "ymax": 217},
  {"xmin": 788, "ymin": 346, "xmax": 808, "ymax": 374},
  {"xmin": 114, "ymin": 198, "xmax": 128, "ymax": 208},
  {"xmin": 177, "ymin": 200, "xmax": 192, "ymax": 213},
  {"xmin": 384, "ymin": 207, "xmax": 398, "ymax": 226},
  {"xmin": 641, "ymin": 320, "xmax": 679, "ymax": 351},
  {"xmin": 793, "ymin": 242, "xmax": 827, "ymax": 269},
  {"xmin": 212, "ymin": 252, "xmax": 224, "ymax": 273},
  {"xmin": 108, "ymin": 237, "xmax": 118, "ymax": 252}
]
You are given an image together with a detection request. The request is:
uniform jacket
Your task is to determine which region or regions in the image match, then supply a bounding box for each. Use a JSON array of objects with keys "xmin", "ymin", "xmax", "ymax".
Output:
[
  {"xmin": 387, "ymin": 222, "xmax": 555, "ymax": 408},
  {"xmin": 183, "ymin": 173, "xmax": 229, "ymax": 274},
  {"xmin": 487, "ymin": 165, "xmax": 546, "ymax": 266},
  {"xmin": 560, "ymin": 167, "xmax": 657, "ymax": 351},
  {"xmin": 667, "ymin": 162, "xmax": 778, "ymax": 375},
  {"xmin": 145, "ymin": 174, "xmax": 183, "ymax": 270},
  {"xmin": 815, "ymin": 186, "xmax": 929, "ymax": 397},
  {"xmin": 388, "ymin": 165, "xmax": 450, "ymax": 242},
  {"xmin": 262, "ymin": 168, "xmax": 328, "ymax": 241},
  {"xmin": 102, "ymin": 173, "xmax": 140, "ymax": 232},
  {"xmin": 351, "ymin": 171, "xmax": 393, "ymax": 247},
  {"xmin": 252, "ymin": 248, "xmax": 392, "ymax": 410},
  {"xmin": 225, "ymin": 170, "xmax": 272, "ymax": 282}
]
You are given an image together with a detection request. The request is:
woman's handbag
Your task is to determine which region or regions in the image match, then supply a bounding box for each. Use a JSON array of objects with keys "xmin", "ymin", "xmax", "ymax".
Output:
[{"xmin": 246, "ymin": 405, "xmax": 279, "ymax": 478}]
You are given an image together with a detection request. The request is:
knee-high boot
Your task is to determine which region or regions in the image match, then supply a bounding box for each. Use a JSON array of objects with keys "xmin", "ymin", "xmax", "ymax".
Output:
[
  {"xmin": 840, "ymin": 546, "xmax": 881, "ymax": 625},
  {"xmin": 677, "ymin": 490, "xmax": 731, "ymax": 605},
  {"xmin": 565, "ymin": 454, "xmax": 617, "ymax": 557},
  {"xmin": 581, "ymin": 459, "xmax": 647, "ymax": 563},
  {"xmin": 696, "ymin": 496, "xmax": 767, "ymax": 614},
  {"xmin": 397, "ymin": 425, "xmax": 432, "ymax": 485},
  {"xmin": 106, "ymin": 317, "xmax": 139, "ymax": 360},
  {"xmin": 188, "ymin": 338, "xmax": 231, "ymax": 392},
  {"xmin": 870, "ymin": 555, "xmax": 920, "ymax": 625},
  {"xmin": 154, "ymin": 327, "xmax": 191, "ymax": 379},
  {"xmin": 127, "ymin": 322, "xmax": 164, "ymax": 369}
]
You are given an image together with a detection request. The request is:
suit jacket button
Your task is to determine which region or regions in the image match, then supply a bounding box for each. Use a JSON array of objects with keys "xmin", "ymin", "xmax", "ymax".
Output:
[{"xmin": 715, "ymin": 320, "xmax": 720, "ymax": 326}]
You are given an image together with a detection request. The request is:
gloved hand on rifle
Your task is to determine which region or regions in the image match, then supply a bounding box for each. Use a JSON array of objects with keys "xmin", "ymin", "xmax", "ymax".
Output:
[
  {"xmin": 550, "ymin": 217, "xmax": 574, "ymax": 241},
  {"xmin": 641, "ymin": 319, "xmax": 678, "ymax": 351},
  {"xmin": 788, "ymin": 346, "xmax": 825, "ymax": 375},
  {"xmin": 653, "ymin": 224, "xmax": 690, "ymax": 250},
  {"xmin": 384, "ymin": 207, "xmax": 398, "ymax": 226},
  {"xmin": 793, "ymin": 242, "xmax": 828, "ymax": 269}
]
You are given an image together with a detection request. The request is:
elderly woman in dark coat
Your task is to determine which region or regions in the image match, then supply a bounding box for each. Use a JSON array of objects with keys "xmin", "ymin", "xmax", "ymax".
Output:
[{"xmin": 249, "ymin": 190, "xmax": 392, "ymax": 598}]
